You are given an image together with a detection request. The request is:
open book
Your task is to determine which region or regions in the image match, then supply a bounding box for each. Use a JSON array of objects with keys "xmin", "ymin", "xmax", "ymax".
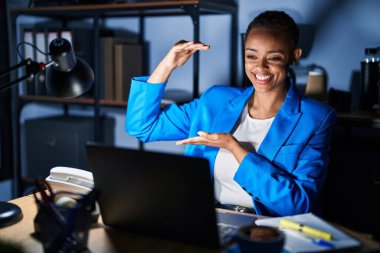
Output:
[{"xmin": 255, "ymin": 213, "xmax": 361, "ymax": 253}]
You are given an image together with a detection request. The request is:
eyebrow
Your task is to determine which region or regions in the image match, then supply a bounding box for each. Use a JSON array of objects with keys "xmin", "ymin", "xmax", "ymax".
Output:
[{"xmin": 245, "ymin": 48, "xmax": 285, "ymax": 54}]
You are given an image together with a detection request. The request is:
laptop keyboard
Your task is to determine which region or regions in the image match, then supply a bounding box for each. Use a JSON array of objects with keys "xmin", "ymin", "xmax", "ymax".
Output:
[{"xmin": 218, "ymin": 222, "xmax": 239, "ymax": 245}]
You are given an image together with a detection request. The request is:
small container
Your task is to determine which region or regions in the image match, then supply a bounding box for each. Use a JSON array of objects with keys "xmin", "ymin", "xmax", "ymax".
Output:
[
  {"xmin": 34, "ymin": 190, "xmax": 97, "ymax": 253},
  {"xmin": 305, "ymin": 70, "xmax": 327, "ymax": 101},
  {"xmin": 360, "ymin": 48, "xmax": 380, "ymax": 110},
  {"xmin": 235, "ymin": 225, "xmax": 285, "ymax": 253}
]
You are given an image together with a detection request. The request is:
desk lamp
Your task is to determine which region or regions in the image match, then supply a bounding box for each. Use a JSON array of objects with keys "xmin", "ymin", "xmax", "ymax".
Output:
[{"xmin": 0, "ymin": 38, "xmax": 94, "ymax": 228}]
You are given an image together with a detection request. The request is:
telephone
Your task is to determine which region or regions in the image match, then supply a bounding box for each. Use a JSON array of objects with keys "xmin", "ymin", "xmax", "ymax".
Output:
[{"xmin": 46, "ymin": 166, "xmax": 94, "ymax": 194}]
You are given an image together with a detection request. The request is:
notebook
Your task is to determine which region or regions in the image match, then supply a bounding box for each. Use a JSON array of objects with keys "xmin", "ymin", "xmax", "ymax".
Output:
[
  {"xmin": 255, "ymin": 213, "xmax": 361, "ymax": 253},
  {"xmin": 85, "ymin": 143, "xmax": 255, "ymax": 248}
]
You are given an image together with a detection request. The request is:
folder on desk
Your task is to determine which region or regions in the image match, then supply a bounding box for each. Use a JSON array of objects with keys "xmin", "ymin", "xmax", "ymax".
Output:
[{"xmin": 255, "ymin": 213, "xmax": 361, "ymax": 253}]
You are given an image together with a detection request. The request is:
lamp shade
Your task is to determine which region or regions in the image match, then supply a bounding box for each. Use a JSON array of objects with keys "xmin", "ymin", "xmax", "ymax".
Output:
[
  {"xmin": 46, "ymin": 38, "xmax": 94, "ymax": 98},
  {"xmin": 46, "ymin": 57, "xmax": 94, "ymax": 98}
]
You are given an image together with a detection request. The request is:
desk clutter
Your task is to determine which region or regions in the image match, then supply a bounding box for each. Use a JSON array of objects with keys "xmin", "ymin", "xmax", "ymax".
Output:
[
  {"xmin": 1, "ymin": 180, "xmax": 379, "ymax": 253},
  {"xmin": 255, "ymin": 213, "xmax": 361, "ymax": 253},
  {"xmin": 27, "ymin": 148, "xmax": 366, "ymax": 253},
  {"xmin": 33, "ymin": 179, "xmax": 97, "ymax": 253}
]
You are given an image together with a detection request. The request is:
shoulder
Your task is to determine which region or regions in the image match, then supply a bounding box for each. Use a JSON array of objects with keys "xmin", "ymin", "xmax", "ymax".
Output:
[
  {"xmin": 300, "ymin": 96, "xmax": 335, "ymax": 114},
  {"xmin": 200, "ymin": 85, "xmax": 246, "ymax": 101},
  {"xmin": 191, "ymin": 85, "xmax": 249, "ymax": 115},
  {"xmin": 300, "ymin": 96, "xmax": 337, "ymax": 125}
]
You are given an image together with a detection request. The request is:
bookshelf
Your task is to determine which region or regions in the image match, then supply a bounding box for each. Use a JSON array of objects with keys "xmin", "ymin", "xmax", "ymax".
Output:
[{"xmin": 7, "ymin": 1, "xmax": 238, "ymax": 196}]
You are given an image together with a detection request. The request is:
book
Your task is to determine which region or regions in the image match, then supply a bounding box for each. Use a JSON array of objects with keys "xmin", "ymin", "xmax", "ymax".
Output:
[
  {"xmin": 100, "ymin": 37, "xmax": 137, "ymax": 100},
  {"xmin": 114, "ymin": 43, "xmax": 142, "ymax": 101},
  {"xmin": 255, "ymin": 213, "xmax": 361, "ymax": 253}
]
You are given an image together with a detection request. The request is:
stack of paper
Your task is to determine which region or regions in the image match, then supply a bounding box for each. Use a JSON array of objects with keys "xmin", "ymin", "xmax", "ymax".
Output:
[{"xmin": 255, "ymin": 213, "xmax": 361, "ymax": 253}]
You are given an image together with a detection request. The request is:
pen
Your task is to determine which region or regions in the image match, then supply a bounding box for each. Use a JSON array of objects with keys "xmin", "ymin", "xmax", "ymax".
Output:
[
  {"xmin": 279, "ymin": 219, "xmax": 333, "ymax": 241},
  {"xmin": 283, "ymin": 228, "xmax": 335, "ymax": 249}
]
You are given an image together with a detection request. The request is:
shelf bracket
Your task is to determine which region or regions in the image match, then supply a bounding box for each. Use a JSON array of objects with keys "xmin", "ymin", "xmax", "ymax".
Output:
[
  {"xmin": 182, "ymin": 5, "xmax": 199, "ymax": 26},
  {"xmin": 182, "ymin": 5, "xmax": 200, "ymax": 98}
]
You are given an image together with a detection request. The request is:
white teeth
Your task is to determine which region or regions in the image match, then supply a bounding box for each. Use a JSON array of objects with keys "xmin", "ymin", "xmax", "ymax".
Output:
[{"xmin": 255, "ymin": 74, "xmax": 271, "ymax": 81}]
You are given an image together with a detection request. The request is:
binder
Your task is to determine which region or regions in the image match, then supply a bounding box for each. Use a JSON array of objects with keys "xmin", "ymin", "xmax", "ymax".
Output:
[
  {"xmin": 47, "ymin": 30, "xmax": 58, "ymax": 62},
  {"xmin": 23, "ymin": 29, "xmax": 35, "ymax": 95},
  {"xmin": 34, "ymin": 29, "xmax": 47, "ymax": 95},
  {"xmin": 60, "ymin": 30, "xmax": 73, "ymax": 44}
]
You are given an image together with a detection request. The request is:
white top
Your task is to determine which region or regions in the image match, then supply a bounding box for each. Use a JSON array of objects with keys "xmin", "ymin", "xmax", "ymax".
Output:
[{"xmin": 214, "ymin": 106, "xmax": 275, "ymax": 208}]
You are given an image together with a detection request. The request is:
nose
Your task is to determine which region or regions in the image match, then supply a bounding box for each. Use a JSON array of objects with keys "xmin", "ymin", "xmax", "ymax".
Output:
[{"xmin": 256, "ymin": 58, "xmax": 268, "ymax": 69}]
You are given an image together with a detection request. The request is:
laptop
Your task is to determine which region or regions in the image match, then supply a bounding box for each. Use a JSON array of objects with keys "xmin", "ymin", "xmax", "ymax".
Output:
[{"xmin": 86, "ymin": 143, "xmax": 255, "ymax": 248}]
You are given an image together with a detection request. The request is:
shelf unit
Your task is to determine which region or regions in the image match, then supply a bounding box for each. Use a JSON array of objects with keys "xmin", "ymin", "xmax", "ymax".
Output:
[{"xmin": 7, "ymin": 1, "xmax": 238, "ymax": 197}]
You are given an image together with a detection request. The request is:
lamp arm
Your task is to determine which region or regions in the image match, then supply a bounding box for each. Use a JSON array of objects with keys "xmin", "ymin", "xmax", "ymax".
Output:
[
  {"xmin": 0, "ymin": 58, "xmax": 46, "ymax": 92},
  {"xmin": 0, "ymin": 60, "xmax": 28, "ymax": 78}
]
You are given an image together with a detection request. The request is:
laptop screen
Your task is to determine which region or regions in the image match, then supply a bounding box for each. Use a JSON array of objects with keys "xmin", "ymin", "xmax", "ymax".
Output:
[{"xmin": 86, "ymin": 143, "xmax": 221, "ymax": 247}]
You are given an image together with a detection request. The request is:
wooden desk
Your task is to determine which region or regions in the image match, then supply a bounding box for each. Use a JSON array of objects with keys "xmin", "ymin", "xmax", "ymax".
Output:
[
  {"xmin": 0, "ymin": 195, "xmax": 223, "ymax": 253},
  {"xmin": 1, "ymin": 196, "xmax": 380, "ymax": 253}
]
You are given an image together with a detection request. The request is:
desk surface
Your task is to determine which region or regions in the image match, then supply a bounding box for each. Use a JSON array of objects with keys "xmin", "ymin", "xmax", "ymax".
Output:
[
  {"xmin": 1, "ymin": 196, "xmax": 380, "ymax": 253},
  {"xmin": 0, "ymin": 195, "xmax": 224, "ymax": 253}
]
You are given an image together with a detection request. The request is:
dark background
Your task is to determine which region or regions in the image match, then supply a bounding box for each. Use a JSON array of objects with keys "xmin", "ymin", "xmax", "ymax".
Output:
[{"xmin": 0, "ymin": 1, "xmax": 13, "ymax": 180}]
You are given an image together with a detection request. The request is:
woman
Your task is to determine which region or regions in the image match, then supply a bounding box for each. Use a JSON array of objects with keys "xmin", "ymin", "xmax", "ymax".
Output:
[{"xmin": 126, "ymin": 10, "xmax": 337, "ymax": 217}]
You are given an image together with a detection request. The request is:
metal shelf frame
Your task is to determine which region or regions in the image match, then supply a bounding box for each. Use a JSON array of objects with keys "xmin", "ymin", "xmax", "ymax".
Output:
[{"xmin": 7, "ymin": 1, "xmax": 238, "ymax": 197}]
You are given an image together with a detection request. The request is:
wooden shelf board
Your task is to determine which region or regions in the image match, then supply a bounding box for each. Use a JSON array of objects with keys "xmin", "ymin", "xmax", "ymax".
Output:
[
  {"xmin": 10, "ymin": 1, "xmax": 237, "ymax": 18},
  {"xmin": 19, "ymin": 95, "xmax": 171, "ymax": 108}
]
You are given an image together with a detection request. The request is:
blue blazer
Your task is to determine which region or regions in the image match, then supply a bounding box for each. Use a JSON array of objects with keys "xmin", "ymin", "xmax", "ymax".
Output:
[{"xmin": 126, "ymin": 76, "xmax": 337, "ymax": 217}]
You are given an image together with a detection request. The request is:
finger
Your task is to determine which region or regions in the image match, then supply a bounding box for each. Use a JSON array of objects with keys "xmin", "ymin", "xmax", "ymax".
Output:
[
  {"xmin": 174, "ymin": 41, "xmax": 194, "ymax": 50},
  {"xmin": 176, "ymin": 136, "xmax": 205, "ymax": 145},
  {"xmin": 198, "ymin": 131, "xmax": 218, "ymax": 141},
  {"xmin": 176, "ymin": 137, "xmax": 203, "ymax": 145},
  {"xmin": 179, "ymin": 46, "xmax": 208, "ymax": 57},
  {"xmin": 176, "ymin": 40, "xmax": 209, "ymax": 47},
  {"xmin": 175, "ymin": 45, "xmax": 209, "ymax": 60},
  {"xmin": 174, "ymin": 39, "xmax": 189, "ymax": 45},
  {"xmin": 194, "ymin": 41, "xmax": 211, "ymax": 47},
  {"xmin": 184, "ymin": 43, "xmax": 210, "ymax": 51},
  {"xmin": 197, "ymin": 131, "xmax": 207, "ymax": 137}
]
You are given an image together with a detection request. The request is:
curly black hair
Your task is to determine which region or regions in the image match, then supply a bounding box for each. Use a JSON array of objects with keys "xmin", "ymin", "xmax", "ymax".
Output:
[{"xmin": 245, "ymin": 10, "xmax": 299, "ymax": 51}]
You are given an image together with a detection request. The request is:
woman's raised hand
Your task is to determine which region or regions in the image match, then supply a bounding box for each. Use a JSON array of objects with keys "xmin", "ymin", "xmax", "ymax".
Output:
[
  {"xmin": 148, "ymin": 40, "xmax": 210, "ymax": 83},
  {"xmin": 164, "ymin": 40, "xmax": 210, "ymax": 68}
]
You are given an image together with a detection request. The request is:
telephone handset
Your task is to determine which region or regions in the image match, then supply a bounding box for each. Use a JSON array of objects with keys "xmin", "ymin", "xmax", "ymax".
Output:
[{"xmin": 46, "ymin": 166, "xmax": 94, "ymax": 194}]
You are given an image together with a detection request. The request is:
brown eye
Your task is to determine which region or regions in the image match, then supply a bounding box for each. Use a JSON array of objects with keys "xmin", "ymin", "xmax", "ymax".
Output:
[
  {"xmin": 268, "ymin": 57, "xmax": 281, "ymax": 62},
  {"xmin": 246, "ymin": 55, "xmax": 257, "ymax": 60}
]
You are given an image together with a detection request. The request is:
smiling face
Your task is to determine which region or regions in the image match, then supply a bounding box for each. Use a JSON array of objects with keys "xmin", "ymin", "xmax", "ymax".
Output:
[{"xmin": 244, "ymin": 27, "xmax": 301, "ymax": 95}]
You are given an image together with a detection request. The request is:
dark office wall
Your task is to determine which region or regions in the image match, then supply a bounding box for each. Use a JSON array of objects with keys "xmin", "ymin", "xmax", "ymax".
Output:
[
  {"xmin": 321, "ymin": 126, "xmax": 380, "ymax": 240},
  {"xmin": 23, "ymin": 115, "xmax": 115, "ymax": 192},
  {"xmin": 0, "ymin": 0, "xmax": 13, "ymax": 180}
]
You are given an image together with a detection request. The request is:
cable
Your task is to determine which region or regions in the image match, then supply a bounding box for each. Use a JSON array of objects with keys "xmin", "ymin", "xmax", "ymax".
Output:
[{"xmin": 16, "ymin": 41, "xmax": 50, "ymax": 61}]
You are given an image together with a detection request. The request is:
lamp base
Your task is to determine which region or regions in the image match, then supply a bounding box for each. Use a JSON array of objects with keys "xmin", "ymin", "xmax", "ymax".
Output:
[{"xmin": 0, "ymin": 202, "xmax": 23, "ymax": 228}]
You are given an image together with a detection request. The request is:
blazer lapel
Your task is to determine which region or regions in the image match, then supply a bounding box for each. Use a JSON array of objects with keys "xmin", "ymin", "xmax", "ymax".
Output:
[
  {"xmin": 258, "ymin": 83, "xmax": 302, "ymax": 161},
  {"xmin": 209, "ymin": 87, "xmax": 254, "ymax": 133},
  {"xmin": 204, "ymin": 87, "xmax": 254, "ymax": 169}
]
